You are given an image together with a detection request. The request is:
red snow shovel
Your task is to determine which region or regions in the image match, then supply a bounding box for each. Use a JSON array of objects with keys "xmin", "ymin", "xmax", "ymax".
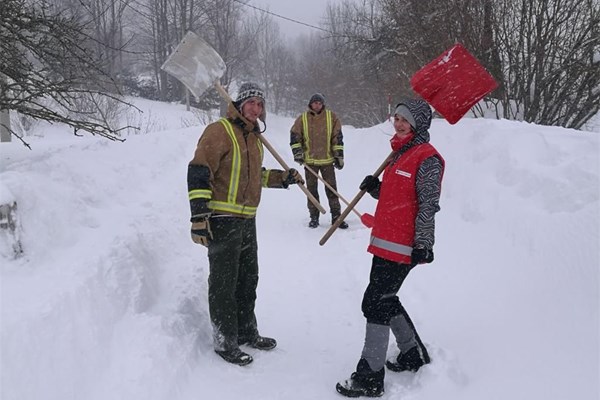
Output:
[
  {"xmin": 360, "ymin": 213, "xmax": 375, "ymax": 228},
  {"xmin": 320, "ymin": 45, "xmax": 497, "ymax": 246},
  {"xmin": 410, "ymin": 43, "xmax": 498, "ymax": 124}
]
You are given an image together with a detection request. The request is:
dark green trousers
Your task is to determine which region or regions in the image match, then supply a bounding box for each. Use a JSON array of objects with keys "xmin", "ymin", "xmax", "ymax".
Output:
[
  {"xmin": 304, "ymin": 164, "xmax": 341, "ymax": 218},
  {"xmin": 207, "ymin": 216, "xmax": 260, "ymax": 351}
]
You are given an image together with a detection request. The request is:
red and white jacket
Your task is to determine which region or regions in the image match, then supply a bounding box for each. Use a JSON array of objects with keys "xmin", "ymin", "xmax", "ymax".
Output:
[{"xmin": 367, "ymin": 134, "xmax": 444, "ymax": 264}]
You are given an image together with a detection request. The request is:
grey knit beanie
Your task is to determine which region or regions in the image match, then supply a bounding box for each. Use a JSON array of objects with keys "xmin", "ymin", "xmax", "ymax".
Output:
[
  {"xmin": 395, "ymin": 99, "xmax": 432, "ymax": 136},
  {"xmin": 394, "ymin": 104, "xmax": 417, "ymax": 130},
  {"xmin": 308, "ymin": 93, "xmax": 325, "ymax": 107}
]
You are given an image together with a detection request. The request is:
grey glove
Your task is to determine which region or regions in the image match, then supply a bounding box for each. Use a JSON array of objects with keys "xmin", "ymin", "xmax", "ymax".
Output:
[{"xmin": 334, "ymin": 157, "xmax": 344, "ymax": 170}]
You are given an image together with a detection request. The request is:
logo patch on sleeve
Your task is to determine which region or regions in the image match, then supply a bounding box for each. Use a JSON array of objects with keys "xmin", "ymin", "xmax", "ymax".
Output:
[{"xmin": 395, "ymin": 169, "xmax": 412, "ymax": 178}]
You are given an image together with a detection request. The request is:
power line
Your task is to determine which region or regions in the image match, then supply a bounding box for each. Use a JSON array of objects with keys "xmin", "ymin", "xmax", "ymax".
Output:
[{"xmin": 232, "ymin": 0, "xmax": 332, "ymax": 34}]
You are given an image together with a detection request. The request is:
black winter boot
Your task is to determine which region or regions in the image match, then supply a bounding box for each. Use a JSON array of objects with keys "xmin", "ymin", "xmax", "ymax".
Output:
[
  {"xmin": 308, "ymin": 215, "xmax": 319, "ymax": 228},
  {"xmin": 336, "ymin": 358, "xmax": 384, "ymax": 397},
  {"xmin": 332, "ymin": 214, "xmax": 349, "ymax": 229},
  {"xmin": 239, "ymin": 335, "xmax": 277, "ymax": 350},
  {"xmin": 215, "ymin": 348, "xmax": 253, "ymax": 366},
  {"xmin": 386, "ymin": 345, "xmax": 430, "ymax": 373}
]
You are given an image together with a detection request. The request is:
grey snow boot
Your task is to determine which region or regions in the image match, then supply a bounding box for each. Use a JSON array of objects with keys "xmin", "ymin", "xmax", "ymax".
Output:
[{"xmin": 336, "ymin": 358, "xmax": 384, "ymax": 397}]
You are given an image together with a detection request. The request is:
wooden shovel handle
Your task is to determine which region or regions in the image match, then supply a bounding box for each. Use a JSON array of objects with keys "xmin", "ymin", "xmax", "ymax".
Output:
[
  {"xmin": 214, "ymin": 82, "xmax": 326, "ymax": 214},
  {"xmin": 319, "ymin": 150, "xmax": 395, "ymax": 246},
  {"xmin": 214, "ymin": 82, "xmax": 231, "ymax": 104},
  {"xmin": 257, "ymin": 135, "xmax": 326, "ymax": 214}
]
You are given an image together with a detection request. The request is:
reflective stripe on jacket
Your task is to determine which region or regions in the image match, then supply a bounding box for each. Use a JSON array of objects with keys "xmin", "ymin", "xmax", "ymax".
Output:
[
  {"xmin": 188, "ymin": 104, "xmax": 287, "ymax": 218},
  {"xmin": 290, "ymin": 108, "xmax": 343, "ymax": 165},
  {"xmin": 207, "ymin": 119, "xmax": 263, "ymax": 216}
]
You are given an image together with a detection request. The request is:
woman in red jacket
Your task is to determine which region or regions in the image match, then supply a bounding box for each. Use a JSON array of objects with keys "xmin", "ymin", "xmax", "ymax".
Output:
[{"xmin": 336, "ymin": 99, "xmax": 445, "ymax": 397}]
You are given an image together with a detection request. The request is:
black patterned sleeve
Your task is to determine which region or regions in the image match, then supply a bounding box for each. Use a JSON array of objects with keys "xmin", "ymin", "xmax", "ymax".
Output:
[{"xmin": 414, "ymin": 156, "xmax": 444, "ymax": 248}]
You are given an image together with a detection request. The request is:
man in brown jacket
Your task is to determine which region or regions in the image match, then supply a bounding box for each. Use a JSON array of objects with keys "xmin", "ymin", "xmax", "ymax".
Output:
[
  {"xmin": 290, "ymin": 93, "xmax": 347, "ymax": 229},
  {"xmin": 187, "ymin": 82, "xmax": 304, "ymax": 366}
]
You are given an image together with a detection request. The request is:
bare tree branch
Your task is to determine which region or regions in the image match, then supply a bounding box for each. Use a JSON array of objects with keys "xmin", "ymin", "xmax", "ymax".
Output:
[{"xmin": 0, "ymin": 0, "xmax": 140, "ymax": 147}]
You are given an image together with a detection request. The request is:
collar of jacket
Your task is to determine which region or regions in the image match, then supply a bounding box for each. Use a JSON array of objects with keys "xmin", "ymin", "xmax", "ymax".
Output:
[
  {"xmin": 308, "ymin": 106, "xmax": 326, "ymax": 116},
  {"xmin": 389, "ymin": 131, "xmax": 430, "ymax": 164},
  {"xmin": 391, "ymin": 133, "xmax": 414, "ymax": 151}
]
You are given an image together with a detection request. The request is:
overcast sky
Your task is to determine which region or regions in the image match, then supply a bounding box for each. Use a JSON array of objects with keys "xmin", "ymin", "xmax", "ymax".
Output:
[{"xmin": 252, "ymin": 0, "xmax": 330, "ymax": 38}]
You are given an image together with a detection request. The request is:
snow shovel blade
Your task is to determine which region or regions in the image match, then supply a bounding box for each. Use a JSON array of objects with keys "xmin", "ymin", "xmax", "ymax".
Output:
[
  {"xmin": 410, "ymin": 43, "xmax": 498, "ymax": 124},
  {"xmin": 360, "ymin": 213, "xmax": 374, "ymax": 228},
  {"xmin": 161, "ymin": 31, "xmax": 226, "ymax": 100}
]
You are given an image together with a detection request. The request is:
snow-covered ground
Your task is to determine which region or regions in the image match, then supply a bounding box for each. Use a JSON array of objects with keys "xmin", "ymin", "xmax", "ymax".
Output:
[{"xmin": 1, "ymin": 99, "xmax": 598, "ymax": 400}]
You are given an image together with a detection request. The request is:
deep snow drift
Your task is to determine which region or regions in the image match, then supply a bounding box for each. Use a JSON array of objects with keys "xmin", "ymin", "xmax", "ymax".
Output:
[{"xmin": 1, "ymin": 99, "xmax": 598, "ymax": 400}]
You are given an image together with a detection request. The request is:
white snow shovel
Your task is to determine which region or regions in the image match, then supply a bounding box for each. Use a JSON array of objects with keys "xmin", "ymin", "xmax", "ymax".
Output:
[
  {"xmin": 161, "ymin": 31, "xmax": 325, "ymax": 214},
  {"xmin": 161, "ymin": 31, "xmax": 226, "ymax": 100}
]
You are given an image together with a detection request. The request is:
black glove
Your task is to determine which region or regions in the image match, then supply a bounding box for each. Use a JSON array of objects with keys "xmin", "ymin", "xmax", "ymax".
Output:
[
  {"xmin": 334, "ymin": 157, "xmax": 344, "ymax": 170},
  {"xmin": 191, "ymin": 214, "xmax": 212, "ymax": 247},
  {"xmin": 359, "ymin": 175, "xmax": 380, "ymax": 192},
  {"xmin": 411, "ymin": 248, "xmax": 434, "ymax": 266},
  {"xmin": 282, "ymin": 168, "xmax": 305, "ymax": 187}
]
